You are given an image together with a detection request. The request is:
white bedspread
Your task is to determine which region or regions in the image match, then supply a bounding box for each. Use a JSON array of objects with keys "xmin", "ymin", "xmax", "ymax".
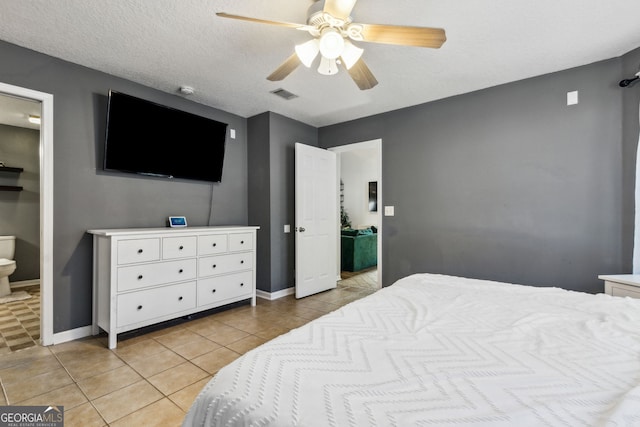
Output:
[{"xmin": 183, "ymin": 274, "xmax": 640, "ymax": 426}]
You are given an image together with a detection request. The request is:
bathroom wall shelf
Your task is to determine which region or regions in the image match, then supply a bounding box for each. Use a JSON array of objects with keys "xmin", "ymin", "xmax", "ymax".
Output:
[
  {"xmin": 0, "ymin": 186, "xmax": 23, "ymax": 191},
  {"xmin": 0, "ymin": 166, "xmax": 24, "ymax": 173}
]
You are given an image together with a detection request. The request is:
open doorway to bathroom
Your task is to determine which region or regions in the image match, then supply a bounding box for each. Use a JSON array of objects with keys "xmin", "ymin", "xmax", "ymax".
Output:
[
  {"xmin": 0, "ymin": 82, "xmax": 54, "ymax": 356},
  {"xmin": 0, "ymin": 94, "xmax": 42, "ymax": 352},
  {"xmin": 329, "ymin": 139, "xmax": 382, "ymax": 292}
]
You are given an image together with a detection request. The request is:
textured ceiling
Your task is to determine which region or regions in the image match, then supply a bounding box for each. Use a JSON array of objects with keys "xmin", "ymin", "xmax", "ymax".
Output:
[{"xmin": 0, "ymin": 0, "xmax": 639, "ymax": 127}]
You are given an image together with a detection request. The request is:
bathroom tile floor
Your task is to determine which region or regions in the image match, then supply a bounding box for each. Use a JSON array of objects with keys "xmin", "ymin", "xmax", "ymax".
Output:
[
  {"xmin": 0, "ymin": 281, "xmax": 376, "ymax": 426},
  {"xmin": 0, "ymin": 284, "xmax": 40, "ymax": 354}
]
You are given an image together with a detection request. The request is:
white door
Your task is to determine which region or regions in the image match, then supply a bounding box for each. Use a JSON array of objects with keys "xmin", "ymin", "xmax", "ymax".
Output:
[{"xmin": 295, "ymin": 143, "xmax": 337, "ymax": 298}]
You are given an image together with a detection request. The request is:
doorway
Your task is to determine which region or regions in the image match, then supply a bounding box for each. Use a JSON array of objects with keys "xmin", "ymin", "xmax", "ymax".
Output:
[
  {"xmin": 329, "ymin": 139, "xmax": 382, "ymax": 289},
  {"xmin": 0, "ymin": 82, "xmax": 54, "ymax": 347}
]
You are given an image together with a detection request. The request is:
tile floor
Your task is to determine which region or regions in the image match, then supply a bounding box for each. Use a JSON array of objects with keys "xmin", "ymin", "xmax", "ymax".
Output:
[
  {"xmin": 0, "ymin": 285, "xmax": 40, "ymax": 353},
  {"xmin": 0, "ymin": 276, "xmax": 376, "ymax": 426}
]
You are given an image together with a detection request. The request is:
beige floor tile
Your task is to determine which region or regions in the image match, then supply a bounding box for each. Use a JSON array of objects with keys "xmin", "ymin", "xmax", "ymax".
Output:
[
  {"xmin": 219, "ymin": 317, "xmax": 265, "ymax": 334},
  {"xmin": 147, "ymin": 361, "xmax": 208, "ymax": 396},
  {"xmin": 253, "ymin": 325, "xmax": 290, "ymax": 341},
  {"xmin": 171, "ymin": 336, "xmax": 221, "ymax": 360},
  {"xmin": 183, "ymin": 318, "xmax": 226, "ymax": 336},
  {"xmin": 226, "ymin": 335, "xmax": 268, "ymax": 355},
  {"xmin": 0, "ymin": 344, "xmax": 51, "ymax": 370},
  {"xmin": 16, "ymin": 383, "xmax": 87, "ymax": 410},
  {"xmin": 126, "ymin": 349, "xmax": 186, "ymax": 378},
  {"xmin": 92, "ymin": 380, "xmax": 162, "ymax": 424},
  {"xmin": 58, "ymin": 350, "xmax": 126, "ymax": 381},
  {"xmin": 168, "ymin": 377, "xmax": 211, "ymax": 412},
  {"xmin": 4, "ymin": 367, "xmax": 73, "ymax": 403},
  {"xmin": 50, "ymin": 337, "xmax": 108, "ymax": 355},
  {"xmin": 0, "ymin": 353, "xmax": 62, "ymax": 384},
  {"xmin": 64, "ymin": 402, "xmax": 106, "ymax": 427},
  {"xmin": 77, "ymin": 365, "xmax": 142, "ymax": 400},
  {"xmin": 110, "ymin": 398, "xmax": 185, "ymax": 427},
  {"xmin": 204, "ymin": 324, "xmax": 250, "ymax": 346},
  {"xmin": 113, "ymin": 338, "xmax": 167, "ymax": 363},
  {"xmin": 191, "ymin": 347, "xmax": 241, "ymax": 375},
  {"xmin": 154, "ymin": 329, "xmax": 206, "ymax": 349},
  {"xmin": 274, "ymin": 315, "xmax": 310, "ymax": 330}
]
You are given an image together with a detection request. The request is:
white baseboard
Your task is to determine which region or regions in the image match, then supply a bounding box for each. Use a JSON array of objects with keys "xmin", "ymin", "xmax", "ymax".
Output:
[
  {"xmin": 256, "ymin": 287, "xmax": 295, "ymax": 300},
  {"xmin": 51, "ymin": 325, "xmax": 93, "ymax": 345},
  {"xmin": 10, "ymin": 279, "xmax": 40, "ymax": 289}
]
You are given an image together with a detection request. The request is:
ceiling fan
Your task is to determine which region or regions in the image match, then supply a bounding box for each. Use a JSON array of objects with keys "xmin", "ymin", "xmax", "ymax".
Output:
[{"xmin": 217, "ymin": 0, "xmax": 446, "ymax": 90}]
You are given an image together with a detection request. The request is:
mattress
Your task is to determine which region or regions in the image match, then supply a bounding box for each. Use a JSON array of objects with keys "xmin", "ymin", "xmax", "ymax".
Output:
[{"xmin": 183, "ymin": 273, "xmax": 640, "ymax": 426}]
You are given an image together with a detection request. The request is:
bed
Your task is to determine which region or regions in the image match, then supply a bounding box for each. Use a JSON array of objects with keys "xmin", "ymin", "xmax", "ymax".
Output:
[{"xmin": 183, "ymin": 273, "xmax": 640, "ymax": 426}]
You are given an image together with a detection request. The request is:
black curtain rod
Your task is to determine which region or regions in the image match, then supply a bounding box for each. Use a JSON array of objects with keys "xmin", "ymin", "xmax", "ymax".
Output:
[{"xmin": 619, "ymin": 72, "xmax": 640, "ymax": 88}]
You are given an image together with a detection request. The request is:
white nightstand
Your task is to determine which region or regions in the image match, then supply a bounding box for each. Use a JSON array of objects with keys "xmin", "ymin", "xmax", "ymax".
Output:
[{"xmin": 598, "ymin": 275, "xmax": 640, "ymax": 299}]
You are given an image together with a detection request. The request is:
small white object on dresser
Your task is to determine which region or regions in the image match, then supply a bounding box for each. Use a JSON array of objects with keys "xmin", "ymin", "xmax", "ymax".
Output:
[
  {"xmin": 88, "ymin": 226, "xmax": 259, "ymax": 349},
  {"xmin": 598, "ymin": 274, "xmax": 640, "ymax": 299}
]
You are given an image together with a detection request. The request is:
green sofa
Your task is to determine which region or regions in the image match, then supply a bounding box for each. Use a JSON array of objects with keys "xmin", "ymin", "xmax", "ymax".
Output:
[{"xmin": 340, "ymin": 228, "xmax": 378, "ymax": 272}]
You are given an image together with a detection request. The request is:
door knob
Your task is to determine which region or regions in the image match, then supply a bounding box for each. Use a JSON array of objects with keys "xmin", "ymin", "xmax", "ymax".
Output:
[{"xmin": 298, "ymin": 227, "xmax": 306, "ymax": 232}]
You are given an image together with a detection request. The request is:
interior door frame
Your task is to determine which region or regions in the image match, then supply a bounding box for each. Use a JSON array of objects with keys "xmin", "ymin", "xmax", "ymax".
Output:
[
  {"xmin": 0, "ymin": 82, "xmax": 54, "ymax": 346},
  {"xmin": 329, "ymin": 139, "xmax": 382, "ymax": 288}
]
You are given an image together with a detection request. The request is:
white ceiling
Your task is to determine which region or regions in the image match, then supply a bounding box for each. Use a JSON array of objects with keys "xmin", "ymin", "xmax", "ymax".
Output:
[{"xmin": 0, "ymin": 0, "xmax": 639, "ymax": 127}]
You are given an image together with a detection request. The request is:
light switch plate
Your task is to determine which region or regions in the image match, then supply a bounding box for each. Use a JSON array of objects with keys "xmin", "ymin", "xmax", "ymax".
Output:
[
  {"xmin": 567, "ymin": 91, "xmax": 578, "ymax": 106},
  {"xmin": 384, "ymin": 206, "xmax": 395, "ymax": 216}
]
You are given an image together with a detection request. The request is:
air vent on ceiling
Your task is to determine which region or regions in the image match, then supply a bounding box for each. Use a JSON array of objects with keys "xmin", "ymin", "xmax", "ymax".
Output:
[{"xmin": 270, "ymin": 88, "xmax": 298, "ymax": 100}]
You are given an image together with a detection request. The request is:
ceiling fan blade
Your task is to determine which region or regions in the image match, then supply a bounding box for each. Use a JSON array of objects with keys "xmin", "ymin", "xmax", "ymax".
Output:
[
  {"xmin": 323, "ymin": 0, "xmax": 358, "ymax": 20},
  {"xmin": 359, "ymin": 23, "xmax": 446, "ymax": 48},
  {"xmin": 347, "ymin": 58, "xmax": 378, "ymax": 90},
  {"xmin": 216, "ymin": 12, "xmax": 312, "ymax": 31},
  {"xmin": 267, "ymin": 53, "xmax": 302, "ymax": 81}
]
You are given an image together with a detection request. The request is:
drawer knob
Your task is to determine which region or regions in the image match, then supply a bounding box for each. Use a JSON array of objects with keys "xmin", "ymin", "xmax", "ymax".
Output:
[
  {"xmin": 212, "ymin": 289, "xmax": 216, "ymax": 293},
  {"xmin": 179, "ymin": 269, "xmax": 184, "ymax": 273},
  {"xmin": 240, "ymin": 260, "xmax": 244, "ymax": 264},
  {"xmin": 179, "ymin": 296, "xmax": 183, "ymax": 301},
  {"xmin": 212, "ymin": 264, "xmax": 217, "ymax": 269},
  {"xmin": 213, "ymin": 243, "xmax": 217, "ymax": 247},
  {"xmin": 240, "ymin": 283, "xmax": 244, "ymax": 287},
  {"xmin": 137, "ymin": 249, "xmax": 143, "ymax": 254},
  {"xmin": 241, "ymin": 240, "xmax": 244, "ymax": 244},
  {"xmin": 179, "ymin": 245, "xmax": 184, "ymax": 250},
  {"xmin": 137, "ymin": 275, "xmax": 143, "ymax": 280},
  {"xmin": 137, "ymin": 305, "xmax": 143, "ymax": 310}
]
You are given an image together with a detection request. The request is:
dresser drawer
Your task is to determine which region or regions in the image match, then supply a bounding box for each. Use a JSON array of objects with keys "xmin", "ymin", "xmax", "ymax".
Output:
[
  {"xmin": 117, "ymin": 238, "xmax": 160, "ymax": 264},
  {"xmin": 198, "ymin": 253, "xmax": 253, "ymax": 278},
  {"xmin": 117, "ymin": 282, "xmax": 197, "ymax": 327},
  {"xmin": 198, "ymin": 271, "xmax": 253, "ymax": 306},
  {"xmin": 163, "ymin": 236, "xmax": 197, "ymax": 259},
  {"xmin": 198, "ymin": 234, "xmax": 228, "ymax": 255},
  {"xmin": 117, "ymin": 259, "xmax": 197, "ymax": 292},
  {"xmin": 229, "ymin": 233, "xmax": 253, "ymax": 252},
  {"xmin": 609, "ymin": 284, "xmax": 640, "ymax": 299}
]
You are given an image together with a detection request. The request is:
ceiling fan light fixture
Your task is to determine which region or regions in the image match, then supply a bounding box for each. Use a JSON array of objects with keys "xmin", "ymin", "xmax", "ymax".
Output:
[
  {"xmin": 318, "ymin": 56, "xmax": 339, "ymax": 75},
  {"xmin": 318, "ymin": 28, "xmax": 345, "ymax": 60},
  {"xmin": 295, "ymin": 39, "xmax": 320, "ymax": 67},
  {"xmin": 340, "ymin": 40, "xmax": 363, "ymax": 70}
]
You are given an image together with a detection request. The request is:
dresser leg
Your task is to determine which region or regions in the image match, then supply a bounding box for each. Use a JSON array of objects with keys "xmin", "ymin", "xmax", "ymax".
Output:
[{"xmin": 108, "ymin": 333, "xmax": 117, "ymax": 349}]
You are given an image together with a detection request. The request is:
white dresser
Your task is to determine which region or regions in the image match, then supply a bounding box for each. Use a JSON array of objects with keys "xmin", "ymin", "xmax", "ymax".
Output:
[
  {"xmin": 598, "ymin": 274, "xmax": 640, "ymax": 299},
  {"xmin": 88, "ymin": 226, "xmax": 259, "ymax": 348}
]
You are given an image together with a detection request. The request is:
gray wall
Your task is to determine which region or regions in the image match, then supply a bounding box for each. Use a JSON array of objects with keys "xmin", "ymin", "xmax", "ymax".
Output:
[
  {"xmin": 0, "ymin": 124, "xmax": 40, "ymax": 281},
  {"xmin": 621, "ymin": 47, "xmax": 640, "ymax": 273},
  {"xmin": 0, "ymin": 40, "xmax": 249, "ymax": 333},
  {"xmin": 320, "ymin": 58, "xmax": 626, "ymax": 293},
  {"xmin": 248, "ymin": 112, "xmax": 318, "ymax": 293}
]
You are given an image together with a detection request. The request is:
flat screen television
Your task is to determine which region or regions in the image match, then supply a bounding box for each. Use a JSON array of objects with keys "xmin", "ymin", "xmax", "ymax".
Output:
[{"xmin": 104, "ymin": 90, "xmax": 228, "ymax": 183}]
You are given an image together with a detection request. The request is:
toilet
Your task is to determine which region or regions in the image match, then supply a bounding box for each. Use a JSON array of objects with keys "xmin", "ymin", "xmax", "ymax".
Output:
[{"xmin": 0, "ymin": 236, "xmax": 17, "ymax": 297}]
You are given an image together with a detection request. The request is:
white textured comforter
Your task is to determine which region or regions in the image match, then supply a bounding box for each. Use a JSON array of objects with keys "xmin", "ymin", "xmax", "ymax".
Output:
[{"xmin": 183, "ymin": 274, "xmax": 640, "ymax": 426}]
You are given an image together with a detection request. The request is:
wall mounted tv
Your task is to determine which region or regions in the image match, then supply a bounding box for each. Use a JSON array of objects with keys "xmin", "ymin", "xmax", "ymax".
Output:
[{"xmin": 104, "ymin": 90, "xmax": 228, "ymax": 183}]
